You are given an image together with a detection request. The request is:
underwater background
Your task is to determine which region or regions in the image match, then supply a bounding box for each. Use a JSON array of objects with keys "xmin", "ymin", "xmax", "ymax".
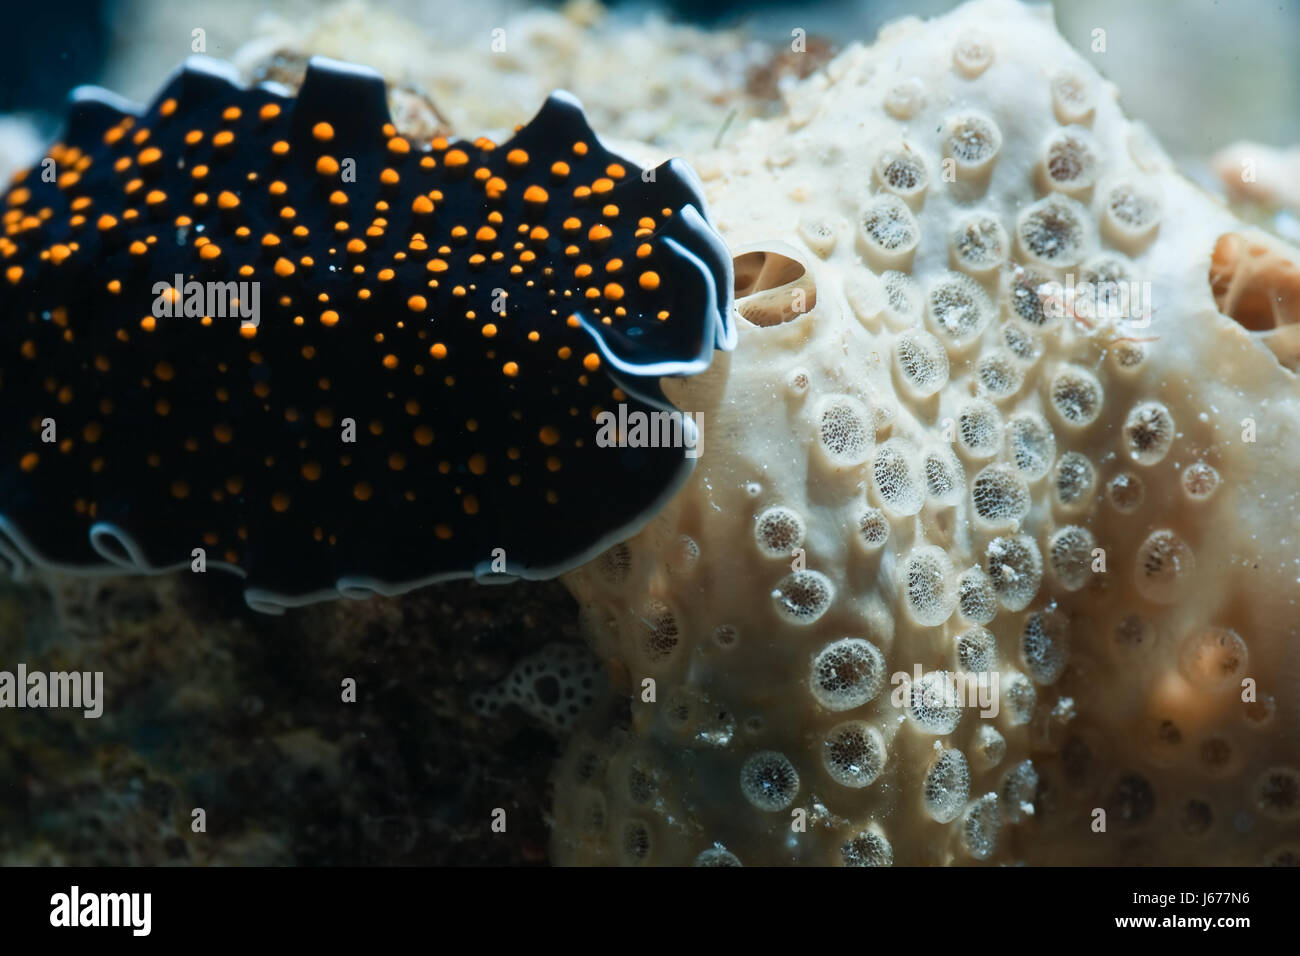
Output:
[{"xmin": 1, "ymin": 0, "xmax": 1297, "ymax": 866}]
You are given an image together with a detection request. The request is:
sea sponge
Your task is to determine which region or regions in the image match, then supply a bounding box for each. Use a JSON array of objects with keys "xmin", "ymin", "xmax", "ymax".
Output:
[
  {"xmin": 555, "ymin": 0, "xmax": 1300, "ymax": 865},
  {"xmin": 472, "ymin": 642, "xmax": 606, "ymax": 735}
]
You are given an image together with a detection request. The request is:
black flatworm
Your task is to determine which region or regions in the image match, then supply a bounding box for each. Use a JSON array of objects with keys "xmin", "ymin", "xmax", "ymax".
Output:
[{"xmin": 0, "ymin": 56, "xmax": 734, "ymax": 611}]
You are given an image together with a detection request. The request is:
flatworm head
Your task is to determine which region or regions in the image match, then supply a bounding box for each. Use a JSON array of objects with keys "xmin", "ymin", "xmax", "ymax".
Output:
[{"xmin": 0, "ymin": 56, "xmax": 734, "ymax": 611}]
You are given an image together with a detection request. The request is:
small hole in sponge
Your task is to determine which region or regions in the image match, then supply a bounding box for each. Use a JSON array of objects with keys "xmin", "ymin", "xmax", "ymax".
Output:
[
  {"xmin": 1209, "ymin": 232, "xmax": 1298, "ymax": 332},
  {"xmin": 733, "ymin": 249, "xmax": 804, "ymax": 296},
  {"xmin": 732, "ymin": 248, "xmax": 816, "ymax": 327},
  {"xmin": 1210, "ymin": 232, "xmax": 1300, "ymax": 372},
  {"xmin": 533, "ymin": 675, "xmax": 560, "ymax": 707}
]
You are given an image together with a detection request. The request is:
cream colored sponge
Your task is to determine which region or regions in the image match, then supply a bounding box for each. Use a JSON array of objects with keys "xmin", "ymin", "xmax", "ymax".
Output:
[{"xmin": 555, "ymin": 0, "xmax": 1300, "ymax": 865}]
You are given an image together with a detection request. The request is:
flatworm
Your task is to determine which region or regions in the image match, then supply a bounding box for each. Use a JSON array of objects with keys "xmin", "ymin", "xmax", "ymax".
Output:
[{"xmin": 0, "ymin": 56, "xmax": 734, "ymax": 611}]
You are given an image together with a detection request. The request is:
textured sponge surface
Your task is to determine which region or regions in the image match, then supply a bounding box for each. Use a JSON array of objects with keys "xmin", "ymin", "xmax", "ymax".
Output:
[{"xmin": 553, "ymin": 0, "xmax": 1300, "ymax": 866}]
